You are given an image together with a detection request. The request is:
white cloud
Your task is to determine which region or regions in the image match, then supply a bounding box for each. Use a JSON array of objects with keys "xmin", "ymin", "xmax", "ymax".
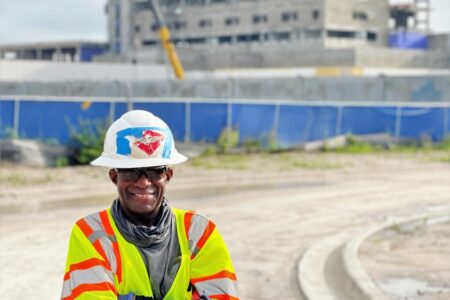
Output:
[{"xmin": 0, "ymin": 0, "xmax": 108, "ymax": 45}]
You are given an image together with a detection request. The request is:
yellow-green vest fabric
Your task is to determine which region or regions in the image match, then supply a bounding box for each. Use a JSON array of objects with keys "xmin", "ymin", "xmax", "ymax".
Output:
[{"xmin": 61, "ymin": 207, "xmax": 238, "ymax": 300}]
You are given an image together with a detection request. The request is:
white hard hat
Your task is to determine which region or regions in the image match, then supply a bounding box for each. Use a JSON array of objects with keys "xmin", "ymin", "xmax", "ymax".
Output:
[{"xmin": 91, "ymin": 110, "xmax": 187, "ymax": 168}]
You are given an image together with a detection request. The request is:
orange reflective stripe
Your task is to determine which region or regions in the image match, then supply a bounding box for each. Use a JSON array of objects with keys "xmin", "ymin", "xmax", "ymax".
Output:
[
  {"xmin": 64, "ymin": 258, "xmax": 112, "ymax": 280},
  {"xmin": 195, "ymin": 221, "xmax": 215, "ymax": 251},
  {"xmin": 191, "ymin": 270, "xmax": 237, "ymax": 284},
  {"xmin": 76, "ymin": 219, "xmax": 93, "ymax": 236},
  {"xmin": 99, "ymin": 210, "xmax": 123, "ymax": 283},
  {"xmin": 184, "ymin": 210, "xmax": 195, "ymax": 239},
  {"xmin": 62, "ymin": 282, "xmax": 117, "ymax": 300},
  {"xmin": 76, "ymin": 218, "xmax": 108, "ymax": 264}
]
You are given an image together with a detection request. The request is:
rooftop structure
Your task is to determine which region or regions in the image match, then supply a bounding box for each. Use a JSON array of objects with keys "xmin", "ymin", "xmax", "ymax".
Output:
[
  {"xmin": 390, "ymin": 0, "xmax": 430, "ymax": 32},
  {"xmin": 0, "ymin": 41, "xmax": 107, "ymax": 62}
]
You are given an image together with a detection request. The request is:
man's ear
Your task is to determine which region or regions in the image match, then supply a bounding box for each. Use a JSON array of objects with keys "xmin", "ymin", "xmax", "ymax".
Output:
[
  {"xmin": 109, "ymin": 169, "xmax": 118, "ymax": 185},
  {"xmin": 165, "ymin": 167, "xmax": 174, "ymax": 182}
]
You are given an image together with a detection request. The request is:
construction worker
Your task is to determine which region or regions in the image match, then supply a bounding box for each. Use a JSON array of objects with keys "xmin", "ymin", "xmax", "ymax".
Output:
[{"xmin": 61, "ymin": 110, "xmax": 239, "ymax": 300}]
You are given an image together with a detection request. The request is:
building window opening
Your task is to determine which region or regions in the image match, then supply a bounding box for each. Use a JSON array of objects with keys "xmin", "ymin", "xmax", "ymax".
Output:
[
  {"xmin": 185, "ymin": 37, "xmax": 206, "ymax": 44},
  {"xmin": 273, "ymin": 31, "xmax": 291, "ymax": 41},
  {"xmin": 135, "ymin": 2, "xmax": 151, "ymax": 10},
  {"xmin": 237, "ymin": 33, "xmax": 260, "ymax": 43},
  {"xmin": 218, "ymin": 35, "xmax": 232, "ymax": 44},
  {"xmin": 184, "ymin": 0, "xmax": 207, "ymax": 6},
  {"xmin": 305, "ymin": 30, "xmax": 321, "ymax": 39},
  {"xmin": 327, "ymin": 30, "xmax": 356, "ymax": 38},
  {"xmin": 281, "ymin": 11, "xmax": 298, "ymax": 22},
  {"xmin": 312, "ymin": 10, "xmax": 320, "ymax": 20},
  {"xmin": 367, "ymin": 31, "xmax": 377, "ymax": 41},
  {"xmin": 199, "ymin": 19, "xmax": 212, "ymax": 28},
  {"xmin": 174, "ymin": 20, "xmax": 187, "ymax": 30},
  {"xmin": 225, "ymin": 16, "xmax": 239, "ymax": 26},
  {"xmin": 142, "ymin": 40, "xmax": 157, "ymax": 46},
  {"xmin": 353, "ymin": 11, "xmax": 368, "ymax": 21},
  {"xmin": 151, "ymin": 22, "xmax": 158, "ymax": 31},
  {"xmin": 253, "ymin": 14, "xmax": 268, "ymax": 24}
]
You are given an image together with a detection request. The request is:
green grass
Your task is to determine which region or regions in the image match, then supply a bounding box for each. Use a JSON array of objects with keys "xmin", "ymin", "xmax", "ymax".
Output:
[
  {"xmin": 334, "ymin": 142, "xmax": 379, "ymax": 153},
  {"xmin": 190, "ymin": 152, "xmax": 343, "ymax": 170},
  {"xmin": 277, "ymin": 152, "xmax": 343, "ymax": 170},
  {"xmin": 190, "ymin": 154, "xmax": 249, "ymax": 170},
  {"xmin": 332, "ymin": 136, "xmax": 450, "ymax": 155}
]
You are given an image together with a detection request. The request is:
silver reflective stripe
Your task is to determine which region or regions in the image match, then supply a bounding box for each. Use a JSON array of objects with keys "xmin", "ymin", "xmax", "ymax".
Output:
[
  {"xmin": 61, "ymin": 265, "xmax": 114, "ymax": 298},
  {"xmin": 194, "ymin": 278, "xmax": 239, "ymax": 298},
  {"xmin": 88, "ymin": 230, "xmax": 112, "ymax": 243},
  {"xmin": 187, "ymin": 214, "xmax": 209, "ymax": 254},
  {"xmin": 83, "ymin": 213, "xmax": 118, "ymax": 276}
]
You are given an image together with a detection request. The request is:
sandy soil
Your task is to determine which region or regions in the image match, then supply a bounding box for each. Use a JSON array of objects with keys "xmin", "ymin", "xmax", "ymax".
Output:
[
  {"xmin": 0, "ymin": 151, "xmax": 449, "ymax": 300},
  {"xmin": 360, "ymin": 218, "xmax": 450, "ymax": 299}
]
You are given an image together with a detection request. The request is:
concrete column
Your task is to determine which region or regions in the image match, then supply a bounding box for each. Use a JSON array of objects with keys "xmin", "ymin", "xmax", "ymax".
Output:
[
  {"xmin": 55, "ymin": 48, "xmax": 62, "ymax": 61},
  {"xmin": 36, "ymin": 49, "xmax": 42, "ymax": 60},
  {"xmin": 231, "ymin": 35, "xmax": 237, "ymax": 45}
]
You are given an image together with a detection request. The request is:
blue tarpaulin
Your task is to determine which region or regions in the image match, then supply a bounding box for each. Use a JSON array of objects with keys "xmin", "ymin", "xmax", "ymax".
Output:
[{"xmin": 388, "ymin": 31, "xmax": 428, "ymax": 49}]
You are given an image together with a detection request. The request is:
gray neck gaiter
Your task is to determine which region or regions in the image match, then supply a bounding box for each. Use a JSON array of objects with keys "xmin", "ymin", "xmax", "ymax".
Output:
[{"xmin": 111, "ymin": 199, "xmax": 181, "ymax": 300}]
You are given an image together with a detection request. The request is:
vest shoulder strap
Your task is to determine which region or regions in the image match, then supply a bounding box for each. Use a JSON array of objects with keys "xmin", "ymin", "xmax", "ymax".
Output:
[{"xmin": 76, "ymin": 209, "xmax": 123, "ymax": 283}]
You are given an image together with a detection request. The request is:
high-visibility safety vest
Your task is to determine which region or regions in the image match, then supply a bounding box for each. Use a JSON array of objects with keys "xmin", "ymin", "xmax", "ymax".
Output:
[{"xmin": 61, "ymin": 207, "xmax": 239, "ymax": 300}]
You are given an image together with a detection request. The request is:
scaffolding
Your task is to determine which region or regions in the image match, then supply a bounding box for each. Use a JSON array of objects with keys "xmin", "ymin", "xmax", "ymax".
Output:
[
  {"xmin": 414, "ymin": 0, "xmax": 430, "ymax": 32},
  {"xmin": 390, "ymin": 0, "xmax": 430, "ymax": 32}
]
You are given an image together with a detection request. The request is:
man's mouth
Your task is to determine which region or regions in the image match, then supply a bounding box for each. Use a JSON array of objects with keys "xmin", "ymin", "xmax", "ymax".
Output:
[{"xmin": 130, "ymin": 191, "xmax": 156, "ymax": 199}]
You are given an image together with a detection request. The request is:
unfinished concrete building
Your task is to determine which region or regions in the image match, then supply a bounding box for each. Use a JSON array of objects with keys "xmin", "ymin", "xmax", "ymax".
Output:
[
  {"xmin": 107, "ymin": 0, "xmax": 432, "ymax": 69},
  {"xmin": 106, "ymin": 0, "xmax": 389, "ymax": 51}
]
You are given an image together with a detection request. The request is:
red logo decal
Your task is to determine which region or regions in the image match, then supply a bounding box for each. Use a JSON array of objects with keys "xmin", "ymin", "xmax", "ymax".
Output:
[{"xmin": 134, "ymin": 130, "xmax": 164, "ymax": 156}]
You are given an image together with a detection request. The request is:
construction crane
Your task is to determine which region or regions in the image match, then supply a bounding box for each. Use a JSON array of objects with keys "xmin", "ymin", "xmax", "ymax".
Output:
[{"xmin": 148, "ymin": 0, "xmax": 185, "ymax": 80}]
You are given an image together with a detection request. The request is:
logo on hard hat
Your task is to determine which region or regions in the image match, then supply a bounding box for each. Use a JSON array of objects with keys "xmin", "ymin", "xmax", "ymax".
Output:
[
  {"xmin": 116, "ymin": 127, "xmax": 169, "ymax": 158},
  {"xmin": 135, "ymin": 130, "xmax": 165, "ymax": 156}
]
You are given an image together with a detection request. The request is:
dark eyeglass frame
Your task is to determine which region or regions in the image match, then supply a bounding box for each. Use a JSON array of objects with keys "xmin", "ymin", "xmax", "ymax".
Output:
[{"xmin": 114, "ymin": 166, "xmax": 168, "ymax": 181}]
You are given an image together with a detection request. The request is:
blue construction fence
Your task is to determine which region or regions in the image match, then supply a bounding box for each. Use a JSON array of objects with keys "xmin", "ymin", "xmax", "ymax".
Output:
[{"xmin": 0, "ymin": 97, "xmax": 449, "ymax": 147}]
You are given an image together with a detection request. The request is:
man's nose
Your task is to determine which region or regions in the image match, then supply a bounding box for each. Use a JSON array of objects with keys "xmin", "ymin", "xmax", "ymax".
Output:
[{"xmin": 134, "ymin": 174, "xmax": 152, "ymax": 188}]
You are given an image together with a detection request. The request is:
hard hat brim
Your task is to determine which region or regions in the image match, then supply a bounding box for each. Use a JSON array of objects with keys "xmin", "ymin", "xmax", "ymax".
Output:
[{"xmin": 90, "ymin": 151, "xmax": 188, "ymax": 168}]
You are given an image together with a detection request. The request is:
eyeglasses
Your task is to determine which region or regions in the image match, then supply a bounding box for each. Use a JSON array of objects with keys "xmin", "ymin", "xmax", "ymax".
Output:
[{"xmin": 115, "ymin": 166, "xmax": 168, "ymax": 181}]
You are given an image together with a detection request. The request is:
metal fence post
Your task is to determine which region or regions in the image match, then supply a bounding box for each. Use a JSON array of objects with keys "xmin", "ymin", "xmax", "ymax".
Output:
[
  {"xmin": 184, "ymin": 101, "xmax": 191, "ymax": 143},
  {"xmin": 226, "ymin": 99, "xmax": 232, "ymax": 148},
  {"xmin": 335, "ymin": 105, "xmax": 343, "ymax": 136},
  {"xmin": 109, "ymin": 101, "xmax": 115, "ymax": 123},
  {"xmin": 13, "ymin": 98, "xmax": 20, "ymax": 138},
  {"xmin": 443, "ymin": 105, "xmax": 449, "ymax": 139},
  {"xmin": 273, "ymin": 103, "xmax": 280, "ymax": 138},
  {"xmin": 394, "ymin": 105, "xmax": 402, "ymax": 138}
]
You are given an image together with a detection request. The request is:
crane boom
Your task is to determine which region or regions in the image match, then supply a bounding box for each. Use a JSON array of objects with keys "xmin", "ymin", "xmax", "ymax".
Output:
[{"xmin": 149, "ymin": 0, "xmax": 184, "ymax": 80}]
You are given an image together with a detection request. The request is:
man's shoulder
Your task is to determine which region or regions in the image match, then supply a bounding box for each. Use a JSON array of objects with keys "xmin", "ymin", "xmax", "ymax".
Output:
[
  {"xmin": 73, "ymin": 208, "xmax": 109, "ymax": 226},
  {"xmin": 171, "ymin": 206, "xmax": 211, "ymax": 221}
]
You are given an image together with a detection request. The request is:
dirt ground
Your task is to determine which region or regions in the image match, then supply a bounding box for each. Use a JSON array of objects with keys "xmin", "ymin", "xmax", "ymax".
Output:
[
  {"xmin": 360, "ymin": 218, "xmax": 450, "ymax": 300},
  {"xmin": 0, "ymin": 151, "xmax": 449, "ymax": 300}
]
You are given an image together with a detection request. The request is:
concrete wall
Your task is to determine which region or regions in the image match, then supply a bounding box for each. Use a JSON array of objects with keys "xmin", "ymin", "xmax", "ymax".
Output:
[
  {"xmin": 1, "ymin": 75, "xmax": 449, "ymax": 102},
  {"xmin": 168, "ymin": 46, "xmax": 449, "ymax": 70}
]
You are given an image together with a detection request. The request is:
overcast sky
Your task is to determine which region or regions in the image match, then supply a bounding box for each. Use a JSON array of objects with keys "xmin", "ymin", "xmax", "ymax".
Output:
[{"xmin": 0, "ymin": 0, "xmax": 449, "ymax": 45}]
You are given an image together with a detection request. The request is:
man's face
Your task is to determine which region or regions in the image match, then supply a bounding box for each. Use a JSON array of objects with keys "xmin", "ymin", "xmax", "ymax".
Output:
[{"xmin": 109, "ymin": 166, "xmax": 173, "ymax": 222}]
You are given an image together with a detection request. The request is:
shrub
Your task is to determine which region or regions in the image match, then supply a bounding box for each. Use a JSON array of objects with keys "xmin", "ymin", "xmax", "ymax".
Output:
[
  {"xmin": 66, "ymin": 118, "xmax": 109, "ymax": 165},
  {"xmin": 216, "ymin": 127, "xmax": 239, "ymax": 154}
]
